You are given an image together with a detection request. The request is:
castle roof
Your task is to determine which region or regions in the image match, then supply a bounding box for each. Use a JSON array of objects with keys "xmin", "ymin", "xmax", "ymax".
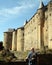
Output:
[
  {"xmin": 24, "ymin": 20, "xmax": 28, "ymax": 26},
  {"xmin": 39, "ymin": 0, "xmax": 44, "ymax": 9}
]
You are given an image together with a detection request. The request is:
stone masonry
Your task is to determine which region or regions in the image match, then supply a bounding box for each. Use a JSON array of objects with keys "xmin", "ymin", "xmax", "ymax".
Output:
[{"xmin": 3, "ymin": 0, "xmax": 52, "ymax": 51}]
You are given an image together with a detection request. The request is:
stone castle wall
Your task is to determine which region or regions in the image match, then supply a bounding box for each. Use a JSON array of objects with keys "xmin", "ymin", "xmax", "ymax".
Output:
[
  {"xmin": 3, "ymin": 1, "xmax": 52, "ymax": 51},
  {"xmin": 24, "ymin": 13, "xmax": 40, "ymax": 50},
  {"xmin": 48, "ymin": 1, "xmax": 52, "ymax": 49}
]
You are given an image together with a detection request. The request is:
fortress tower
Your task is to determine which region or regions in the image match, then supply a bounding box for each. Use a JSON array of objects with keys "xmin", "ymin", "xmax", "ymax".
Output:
[
  {"xmin": 17, "ymin": 27, "xmax": 24, "ymax": 51},
  {"xmin": 37, "ymin": 0, "xmax": 45, "ymax": 50},
  {"xmin": 12, "ymin": 30, "xmax": 17, "ymax": 51},
  {"xmin": 3, "ymin": 29, "xmax": 14, "ymax": 50}
]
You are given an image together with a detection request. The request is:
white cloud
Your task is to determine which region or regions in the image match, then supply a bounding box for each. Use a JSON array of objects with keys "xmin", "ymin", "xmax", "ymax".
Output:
[
  {"xmin": 0, "ymin": 1, "xmax": 36, "ymax": 22},
  {"xmin": 0, "ymin": 2, "xmax": 35, "ymax": 17}
]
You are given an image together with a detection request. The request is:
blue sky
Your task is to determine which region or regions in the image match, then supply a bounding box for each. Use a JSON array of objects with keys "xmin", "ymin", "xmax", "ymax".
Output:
[{"xmin": 0, "ymin": 0, "xmax": 49, "ymax": 41}]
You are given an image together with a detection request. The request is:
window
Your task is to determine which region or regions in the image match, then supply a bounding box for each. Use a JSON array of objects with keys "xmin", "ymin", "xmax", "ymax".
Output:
[
  {"xmin": 23, "ymin": 33, "xmax": 24, "ymax": 36},
  {"xmin": 46, "ymin": 29, "xmax": 48, "ymax": 31},
  {"xmin": 50, "ymin": 39, "xmax": 52, "ymax": 41},
  {"xmin": 38, "ymin": 13, "xmax": 40, "ymax": 15},
  {"xmin": 50, "ymin": 13, "xmax": 51, "ymax": 16},
  {"xmin": 35, "ymin": 27, "xmax": 36, "ymax": 29}
]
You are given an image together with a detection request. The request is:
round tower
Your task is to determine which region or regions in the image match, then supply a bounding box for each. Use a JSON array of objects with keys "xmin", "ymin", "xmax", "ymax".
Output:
[
  {"xmin": 37, "ymin": 0, "xmax": 45, "ymax": 50},
  {"xmin": 3, "ymin": 32, "xmax": 12, "ymax": 50},
  {"xmin": 12, "ymin": 30, "xmax": 17, "ymax": 51},
  {"xmin": 17, "ymin": 27, "xmax": 24, "ymax": 51}
]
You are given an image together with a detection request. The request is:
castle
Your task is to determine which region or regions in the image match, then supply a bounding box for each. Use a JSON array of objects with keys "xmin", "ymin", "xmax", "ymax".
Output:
[{"xmin": 3, "ymin": 0, "xmax": 52, "ymax": 51}]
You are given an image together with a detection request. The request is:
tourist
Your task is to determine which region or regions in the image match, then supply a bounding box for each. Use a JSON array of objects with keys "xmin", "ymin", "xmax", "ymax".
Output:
[{"xmin": 26, "ymin": 48, "xmax": 37, "ymax": 65}]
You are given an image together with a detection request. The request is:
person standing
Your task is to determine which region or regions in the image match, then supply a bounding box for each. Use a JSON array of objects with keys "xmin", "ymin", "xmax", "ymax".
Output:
[{"xmin": 26, "ymin": 48, "xmax": 37, "ymax": 65}]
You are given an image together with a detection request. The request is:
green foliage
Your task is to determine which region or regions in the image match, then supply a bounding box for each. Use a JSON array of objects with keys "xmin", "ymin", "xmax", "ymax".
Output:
[{"xmin": 0, "ymin": 49, "xmax": 17, "ymax": 62}]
